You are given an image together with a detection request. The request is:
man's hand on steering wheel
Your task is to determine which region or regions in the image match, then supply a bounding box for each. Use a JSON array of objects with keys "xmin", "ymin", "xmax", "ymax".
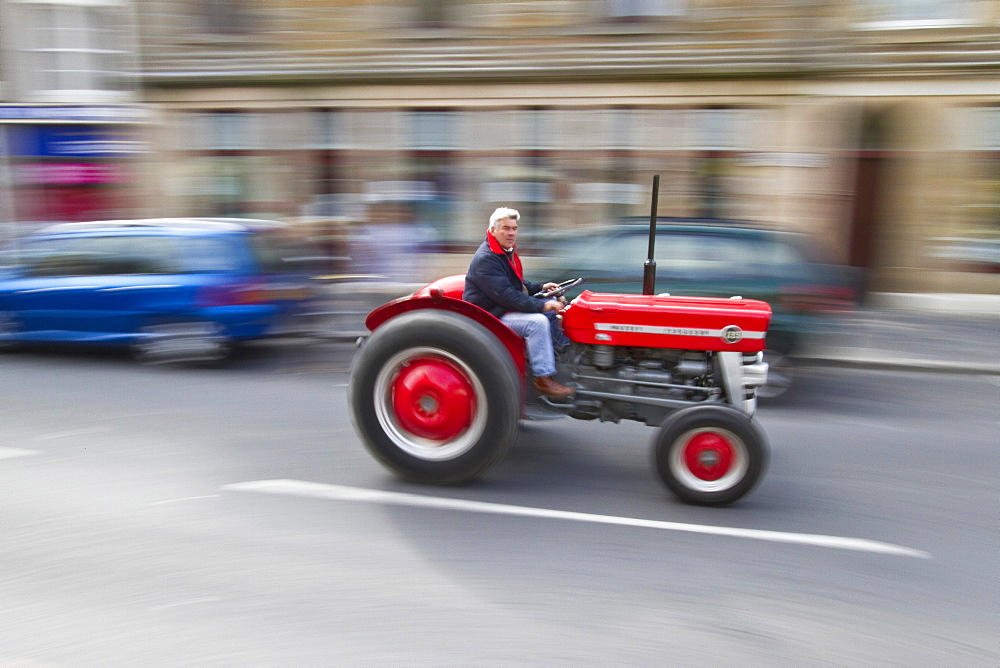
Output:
[
  {"xmin": 542, "ymin": 299, "xmax": 565, "ymax": 313},
  {"xmin": 533, "ymin": 277, "xmax": 585, "ymax": 299},
  {"xmin": 541, "ymin": 283, "xmax": 568, "ymax": 309}
]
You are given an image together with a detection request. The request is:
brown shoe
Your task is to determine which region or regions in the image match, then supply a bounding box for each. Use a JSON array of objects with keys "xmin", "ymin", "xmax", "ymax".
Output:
[{"xmin": 532, "ymin": 375, "xmax": 574, "ymax": 399}]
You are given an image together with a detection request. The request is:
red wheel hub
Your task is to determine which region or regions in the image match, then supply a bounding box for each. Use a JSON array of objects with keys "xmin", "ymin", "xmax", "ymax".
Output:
[
  {"xmin": 391, "ymin": 357, "xmax": 476, "ymax": 441},
  {"xmin": 682, "ymin": 432, "xmax": 735, "ymax": 481}
]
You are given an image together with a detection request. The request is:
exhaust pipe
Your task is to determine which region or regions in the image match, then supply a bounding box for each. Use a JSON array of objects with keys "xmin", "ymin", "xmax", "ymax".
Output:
[{"xmin": 643, "ymin": 174, "xmax": 659, "ymax": 296}]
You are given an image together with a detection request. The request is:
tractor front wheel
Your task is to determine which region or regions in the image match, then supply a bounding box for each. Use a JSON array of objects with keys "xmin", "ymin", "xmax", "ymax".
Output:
[
  {"xmin": 349, "ymin": 310, "xmax": 521, "ymax": 485},
  {"xmin": 653, "ymin": 405, "xmax": 768, "ymax": 506}
]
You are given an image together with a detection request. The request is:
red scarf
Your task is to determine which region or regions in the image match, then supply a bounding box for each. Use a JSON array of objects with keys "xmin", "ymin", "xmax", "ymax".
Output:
[{"xmin": 487, "ymin": 232, "xmax": 524, "ymax": 281}]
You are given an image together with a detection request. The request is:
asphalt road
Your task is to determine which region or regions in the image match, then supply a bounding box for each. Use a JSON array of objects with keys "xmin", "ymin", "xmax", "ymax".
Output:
[{"xmin": 1, "ymin": 343, "xmax": 997, "ymax": 666}]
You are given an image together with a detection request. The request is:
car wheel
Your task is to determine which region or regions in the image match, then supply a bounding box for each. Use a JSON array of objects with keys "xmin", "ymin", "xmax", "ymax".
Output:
[
  {"xmin": 131, "ymin": 319, "xmax": 232, "ymax": 365},
  {"xmin": 0, "ymin": 311, "xmax": 19, "ymax": 352},
  {"xmin": 349, "ymin": 310, "xmax": 521, "ymax": 485},
  {"xmin": 653, "ymin": 405, "xmax": 768, "ymax": 506}
]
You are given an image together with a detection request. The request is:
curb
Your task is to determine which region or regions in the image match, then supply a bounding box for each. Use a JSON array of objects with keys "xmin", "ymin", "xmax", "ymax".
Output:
[
  {"xmin": 301, "ymin": 337, "xmax": 999, "ymax": 377},
  {"xmin": 794, "ymin": 353, "xmax": 1000, "ymax": 376},
  {"xmin": 868, "ymin": 292, "xmax": 1000, "ymax": 315}
]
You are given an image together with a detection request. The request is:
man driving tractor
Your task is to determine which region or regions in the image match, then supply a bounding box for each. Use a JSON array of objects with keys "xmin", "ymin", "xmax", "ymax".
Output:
[{"xmin": 463, "ymin": 207, "xmax": 574, "ymax": 399}]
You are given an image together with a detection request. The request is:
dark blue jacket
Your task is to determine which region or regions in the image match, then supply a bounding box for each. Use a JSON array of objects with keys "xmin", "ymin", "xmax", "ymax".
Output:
[{"xmin": 463, "ymin": 239, "xmax": 544, "ymax": 318}]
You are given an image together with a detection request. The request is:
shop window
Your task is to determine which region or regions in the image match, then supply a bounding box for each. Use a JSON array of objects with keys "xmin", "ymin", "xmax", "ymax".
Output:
[
  {"xmin": 931, "ymin": 106, "xmax": 1000, "ymax": 273},
  {"xmin": 190, "ymin": 111, "xmax": 268, "ymax": 151},
  {"xmin": 310, "ymin": 110, "xmax": 343, "ymax": 151},
  {"xmin": 341, "ymin": 109, "xmax": 404, "ymax": 151},
  {"xmin": 177, "ymin": 112, "xmax": 253, "ymax": 215},
  {"xmin": 302, "ymin": 110, "xmax": 347, "ymax": 218},
  {"xmin": 410, "ymin": 111, "xmax": 455, "ymax": 151},
  {"xmin": 209, "ymin": 112, "xmax": 248, "ymax": 151},
  {"xmin": 415, "ymin": 0, "xmax": 458, "ymax": 27},
  {"xmin": 689, "ymin": 109, "xmax": 759, "ymax": 219},
  {"xmin": 406, "ymin": 110, "xmax": 458, "ymax": 238},
  {"xmin": 609, "ymin": 108, "xmax": 637, "ymax": 151},
  {"xmin": 466, "ymin": 110, "xmax": 520, "ymax": 152},
  {"xmin": 199, "ymin": 0, "xmax": 258, "ymax": 35},
  {"xmin": 549, "ymin": 109, "xmax": 611, "ymax": 151},
  {"xmin": 606, "ymin": 0, "xmax": 685, "ymax": 21},
  {"xmin": 521, "ymin": 108, "xmax": 553, "ymax": 151},
  {"xmin": 690, "ymin": 109, "xmax": 755, "ymax": 151},
  {"xmin": 634, "ymin": 108, "xmax": 688, "ymax": 150},
  {"xmin": 978, "ymin": 107, "xmax": 1000, "ymax": 152},
  {"xmin": 857, "ymin": 0, "xmax": 982, "ymax": 27}
]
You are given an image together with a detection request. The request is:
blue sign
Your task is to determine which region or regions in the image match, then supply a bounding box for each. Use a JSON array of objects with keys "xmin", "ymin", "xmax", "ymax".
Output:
[
  {"xmin": 2, "ymin": 125, "xmax": 144, "ymax": 157},
  {"xmin": 2, "ymin": 126, "xmax": 37, "ymax": 156}
]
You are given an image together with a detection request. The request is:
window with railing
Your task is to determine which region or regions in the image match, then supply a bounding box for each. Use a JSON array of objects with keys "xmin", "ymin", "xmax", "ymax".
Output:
[
  {"xmin": 199, "ymin": 0, "xmax": 258, "ymax": 35},
  {"xmin": 13, "ymin": 0, "xmax": 131, "ymax": 100},
  {"xmin": 414, "ymin": 0, "xmax": 458, "ymax": 27},
  {"xmin": 857, "ymin": 0, "xmax": 983, "ymax": 28},
  {"xmin": 605, "ymin": 0, "xmax": 685, "ymax": 21}
]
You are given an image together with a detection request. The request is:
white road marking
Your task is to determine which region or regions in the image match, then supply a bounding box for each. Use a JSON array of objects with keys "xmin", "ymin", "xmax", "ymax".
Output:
[
  {"xmin": 32, "ymin": 426, "xmax": 112, "ymax": 442},
  {"xmin": 223, "ymin": 479, "xmax": 931, "ymax": 559},
  {"xmin": 0, "ymin": 447, "xmax": 41, "ymax": 459},
  {"xmin": 148, "ymin": 494, "xmax": 220, "ymax": 506},
  {"xmin": 149, "ymin": 597, "xmax": 221, "ymax": 612}
]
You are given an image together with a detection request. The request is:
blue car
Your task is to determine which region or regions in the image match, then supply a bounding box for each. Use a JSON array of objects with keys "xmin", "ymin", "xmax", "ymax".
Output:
[{"xmin": 0, "ymin": 218, "xmax": 317, "ymax": 363}]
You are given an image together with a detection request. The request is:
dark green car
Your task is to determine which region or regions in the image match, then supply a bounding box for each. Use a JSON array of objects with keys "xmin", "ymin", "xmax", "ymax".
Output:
[{"xmin": 537, "ymin": 219, "xmax": 861, "ymax": 397}]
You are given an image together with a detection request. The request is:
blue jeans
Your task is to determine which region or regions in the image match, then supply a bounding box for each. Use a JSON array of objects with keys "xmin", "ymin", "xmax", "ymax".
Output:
[
  {"xmin": 501, "ymin": 311, "xmax": 556, "ymax": 377},
  {"xmin": 543, "ymin": 309, "xmax": 570, "ymax": 350}
]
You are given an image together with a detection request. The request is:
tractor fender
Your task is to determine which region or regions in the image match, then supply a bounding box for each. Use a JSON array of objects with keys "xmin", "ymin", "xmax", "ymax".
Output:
[{"xmin": 365, "ymin": 293, "xmax": 527, "ymax": 376}]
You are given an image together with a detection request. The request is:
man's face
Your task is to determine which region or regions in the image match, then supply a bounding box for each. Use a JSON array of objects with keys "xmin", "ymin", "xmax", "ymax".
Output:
[{"xmin": 490, "ymin": 217, "xmax": 518, "ymax": 249}]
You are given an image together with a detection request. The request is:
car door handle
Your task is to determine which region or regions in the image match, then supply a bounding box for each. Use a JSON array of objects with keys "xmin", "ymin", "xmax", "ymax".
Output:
[
  {"xmin": 98, "ymin": 285, "xmax": 180, "ymax": 292},
  {"xmin": 17, "ymin": 286, "xmax": 100, "ymax": 294}
]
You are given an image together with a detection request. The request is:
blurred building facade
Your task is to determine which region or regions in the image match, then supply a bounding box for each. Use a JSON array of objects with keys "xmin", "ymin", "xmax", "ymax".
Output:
[
  {"xmin": 2, "ymin": 1, "xmax": 998, "ymax": 295},
  {"xmin": 0, "ymin": 1, "xmax": 148, "ymax": 227}
]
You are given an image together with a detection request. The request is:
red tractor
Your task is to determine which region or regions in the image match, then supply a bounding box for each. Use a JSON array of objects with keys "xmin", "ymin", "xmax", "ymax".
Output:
[{"xmin": 348, "ymin": 181, "xmax": 772, "ymax": 506}]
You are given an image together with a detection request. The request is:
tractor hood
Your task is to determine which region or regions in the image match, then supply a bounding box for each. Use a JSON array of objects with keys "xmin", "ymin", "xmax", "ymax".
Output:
[{"xmin": 562, "ymin": 290, "xmax": 771, "ymax": 354}]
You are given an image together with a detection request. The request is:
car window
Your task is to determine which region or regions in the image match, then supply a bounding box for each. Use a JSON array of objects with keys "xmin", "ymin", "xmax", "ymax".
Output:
[
  {"xmin": 658, "ymin": 235, "xmax": 729, "ymax": 273},
  {"xmin": 13, "ymin": 234, "xmax": 244, "ymax": 276},
  {"xmin": 104, "ymin": 237, "xmax": 179, "ymax": 274},
  {"xmin": 176, "ymin": 236, "xmax": 243, "ymax": 273},
  {"xmin": 19, "ymin": 236, "xmax": 116, "ymax": 277},
  {"xmin": 566, "ymin": 234, "xmax": 645, "ymax": 273},
  {"xmin": 562, "ymin": 229, "xmax": 804, "ymax": 279}
]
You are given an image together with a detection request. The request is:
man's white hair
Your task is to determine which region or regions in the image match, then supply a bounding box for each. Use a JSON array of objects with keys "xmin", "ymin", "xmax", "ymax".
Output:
[{"xmin": 489, "ymin": 207, "xmax": 520, "ymax": 229}]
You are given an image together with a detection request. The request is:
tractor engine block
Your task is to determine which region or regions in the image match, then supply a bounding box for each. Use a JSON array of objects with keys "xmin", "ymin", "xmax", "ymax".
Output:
[{"xmin": 563, "ymin": 342, "xmax": 765, "ymax": 424}]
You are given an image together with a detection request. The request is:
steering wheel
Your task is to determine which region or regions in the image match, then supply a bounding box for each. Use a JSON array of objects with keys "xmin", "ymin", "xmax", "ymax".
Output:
[{"xmin": 533, "ymin": 277, "xmax": 585, "ymax": 299}]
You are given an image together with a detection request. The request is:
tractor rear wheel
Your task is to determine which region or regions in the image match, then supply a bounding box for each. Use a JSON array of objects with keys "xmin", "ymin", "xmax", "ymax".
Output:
[
  {"xmin": 653, "ymin": 405, "xmax": 768, "ymax": 506},
  {"xmin": 349, "ymin": 310, "xmax": 521, "ymax": 485}
]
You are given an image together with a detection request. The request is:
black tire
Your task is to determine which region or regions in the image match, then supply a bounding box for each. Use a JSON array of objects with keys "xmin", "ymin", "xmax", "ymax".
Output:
[
  {"xmin": 653, "ymin": 405, "xmax": 768, "ymax": 506},
  {"xmin": 349, "ymin": 310, "xmax": 521, "ymax": 485},
  {"xmin": 130, "ymin": 319, "xmax": 232, "ymax": 366},
  {"xmin": 0, "ymin": 312, "xmax": 19, "ymax": 352}
]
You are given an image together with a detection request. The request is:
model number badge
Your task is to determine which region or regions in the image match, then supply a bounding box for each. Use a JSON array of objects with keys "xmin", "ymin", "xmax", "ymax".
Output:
[{"xmin": 721, "ymin": 325, "xmax": 743, "ymax": 344}]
